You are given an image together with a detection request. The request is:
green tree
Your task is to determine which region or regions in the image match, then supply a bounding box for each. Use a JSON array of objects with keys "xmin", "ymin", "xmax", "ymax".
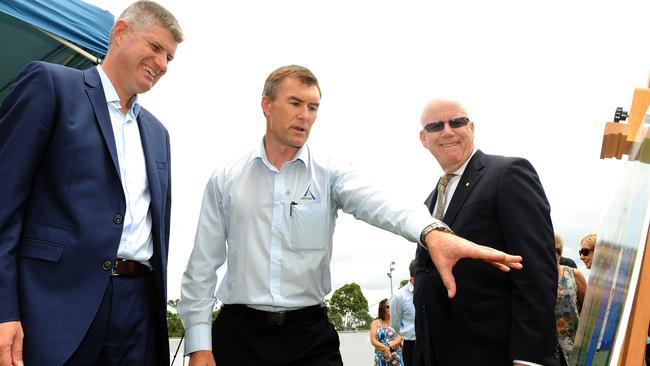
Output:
[
  {"xmin": 399, "ymin": 279, "xmax": 408, "ymax": 289},
  {"xmin": 166, "ymin": 299, "xmax": 221, "ymax": 337},
  {"xmin": 328, "ymin": 283, "xmax": 372, "ymax": 331},
  {"xmin": 167, "ymin": 298, "xmax": 184, "ymax": 337}
]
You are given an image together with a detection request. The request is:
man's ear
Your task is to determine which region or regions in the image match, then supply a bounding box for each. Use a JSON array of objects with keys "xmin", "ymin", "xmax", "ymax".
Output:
[
  {"xmin": 419, "ymin": 130, "xmax": 427, "ymax": 147},
  {"xmin": 112, "ymin": 19, "xmax": 130, "ymax": 45},
  {"xmin": 261, "ymin": 95, "xmax": 270, "ymax": 117}
]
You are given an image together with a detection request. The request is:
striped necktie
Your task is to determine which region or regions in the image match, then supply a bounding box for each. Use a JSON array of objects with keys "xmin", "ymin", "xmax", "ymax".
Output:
[{"xmin": 434, "ymin": 174, "xmax": 455, "ymax": 220}]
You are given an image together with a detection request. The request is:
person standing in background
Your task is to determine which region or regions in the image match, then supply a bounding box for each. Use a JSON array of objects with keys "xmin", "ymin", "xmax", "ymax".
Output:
[
  {"xmin": 554, "ymin": 234, "xmax": 587, "ymax": 363},
  {"xmin": 372, "ymin": 299, "xmax": 404, "ymax": 366},
  {"xmin": 391, "ymin": 260, "xmax": 417, "ymax": 366},
  {"xmin": 0, "ymin": 2, "xmax": 182, "ymax": 365},
  {"xmin": 579, "ymin": 233, "xmax": 597, "ymax": 269}
]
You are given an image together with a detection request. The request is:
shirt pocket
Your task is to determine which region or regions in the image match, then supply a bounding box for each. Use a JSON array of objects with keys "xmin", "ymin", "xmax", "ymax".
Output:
[{"xmin": 289, "ymin": 200, "xmax": 328, "ymax": 250}]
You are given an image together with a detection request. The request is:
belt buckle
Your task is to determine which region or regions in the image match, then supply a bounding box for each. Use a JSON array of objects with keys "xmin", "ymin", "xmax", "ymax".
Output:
[{"xmin": 267, "ymin": 311, "xmax": 286, "ymax": 325}]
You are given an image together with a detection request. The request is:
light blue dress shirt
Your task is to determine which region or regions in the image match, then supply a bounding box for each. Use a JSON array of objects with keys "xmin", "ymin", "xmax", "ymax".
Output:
[
  {"xmin": 179, "ymin": 140, "xmax": 436, "ymax": 354},
  {"xmin": 390, "ymin": 281, "xmax": 415, "ymax": 341}
]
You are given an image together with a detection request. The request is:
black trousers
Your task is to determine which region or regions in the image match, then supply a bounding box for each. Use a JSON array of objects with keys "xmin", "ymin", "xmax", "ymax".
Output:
[
  {"xmin": 212, "ymin": 305, "xmax": 343, "ymax": 366},
  {"xmin": 64, "ymin": 275, "xmax": 163, "ymax": 366},
  {"xmin": 403, "ymin": 340, "xmax": 415, "ymax": 366}
]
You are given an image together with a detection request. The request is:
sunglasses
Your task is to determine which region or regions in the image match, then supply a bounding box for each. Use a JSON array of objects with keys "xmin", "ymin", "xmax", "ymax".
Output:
[
  {"xmin": 579, "ymin": 248, "xmax": 593, "ymax": 256},
  {"xmin": 423, "ymin": 117, "xmax": 470, "ymax": 133}
]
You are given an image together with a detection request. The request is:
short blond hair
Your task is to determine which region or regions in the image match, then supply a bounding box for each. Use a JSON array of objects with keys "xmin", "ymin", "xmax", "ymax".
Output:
[{"xmin": 581, "ymin": 233, "xmax": 597, "ymax": 248}]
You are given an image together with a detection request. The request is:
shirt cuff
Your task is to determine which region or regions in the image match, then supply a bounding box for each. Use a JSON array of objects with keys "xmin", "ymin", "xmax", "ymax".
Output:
[
  {"xmin": 184, "ymin": 323, "xmax": 212, "ymax": 356},
  {"xmin": 513, "ymin": 360, "xmax": 543, "ymax": 366}
]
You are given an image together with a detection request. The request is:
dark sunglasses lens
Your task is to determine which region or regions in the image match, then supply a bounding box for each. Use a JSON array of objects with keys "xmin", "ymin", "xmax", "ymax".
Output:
[
  {"xmin": 424, "ymin": 121, "xmax": 444, "ymax": 132},
  {"xmin": 449, "ymin": 117, "xmax": 469, "ymax": 128},
  {"xmin": 579, "ymin": 248, "xmax": 590, "ymax": 256}
]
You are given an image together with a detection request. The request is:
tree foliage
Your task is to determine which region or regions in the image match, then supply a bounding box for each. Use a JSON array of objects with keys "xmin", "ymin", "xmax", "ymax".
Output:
[
  {"xmin": 167, "ymin": 298, "xmax": 220, "ymax": 337},
  {"xmin": 327, "ymin": 283, "xmax": 372, "ymax": 331},
  {"xmin": 167, "ymin": 299, "xmax": 184, "ymax": 337}
]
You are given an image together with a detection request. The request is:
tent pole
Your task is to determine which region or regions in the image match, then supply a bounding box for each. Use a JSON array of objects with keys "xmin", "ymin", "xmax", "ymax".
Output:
[{"xmin": 36, "ymin": 26, "xmax": 102, "ymax": 64}]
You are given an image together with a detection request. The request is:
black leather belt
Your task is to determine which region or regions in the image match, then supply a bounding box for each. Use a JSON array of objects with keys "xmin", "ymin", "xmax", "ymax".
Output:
[
  {"xmin": 111, "ymin": 258, "xmax": 151, "ymax": 277},
  {"xmin": 223, "ymin": 304, "xmax": 327, "ymax": 325}
]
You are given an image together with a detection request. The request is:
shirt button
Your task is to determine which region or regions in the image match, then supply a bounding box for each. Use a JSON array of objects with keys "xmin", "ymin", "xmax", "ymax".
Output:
[
  {"xmin": 113, "ymin": 214, "xmax": 123, "ymax": 225},
  {"xmin": 102, "ymin": 260, "xmax": 112, "ymax": 270}
]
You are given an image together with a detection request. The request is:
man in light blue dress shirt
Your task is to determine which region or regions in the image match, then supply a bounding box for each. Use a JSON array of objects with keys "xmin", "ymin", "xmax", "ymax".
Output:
[
  {"xmin": 178, "ymin": 65, "xmax": 523, "ymax": 366},
  {"xmin": 391, "ymin": 260, "xmax": 417, "ymax": 366}
]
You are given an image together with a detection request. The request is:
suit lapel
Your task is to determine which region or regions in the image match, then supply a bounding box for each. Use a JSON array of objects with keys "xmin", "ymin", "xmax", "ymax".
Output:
[
  {"xmin": 443, "ymin": 150, "xmax": 486, "ymax": 225},
  {"xmin": 137, "ymin": 112, "xmax": 169, "ymax": 269},
  {"xmin": 84, "ymin": 67, "xmax": 121, "ymax": 178},
  {"xmin": 137, "ymin": 113, "xmax": 162, "ymax": 224}
]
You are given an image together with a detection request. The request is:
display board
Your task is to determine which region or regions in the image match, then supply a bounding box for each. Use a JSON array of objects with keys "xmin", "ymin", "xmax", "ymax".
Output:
[{"xmin": 570, "ymin": 86, "xmax": 650, "ymax": 366}]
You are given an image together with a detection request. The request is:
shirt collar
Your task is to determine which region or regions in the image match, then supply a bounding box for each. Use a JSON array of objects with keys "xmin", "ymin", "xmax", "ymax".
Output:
[
  {"xmin": 406, "ymin": 281, "xmax": 414, "ymax": 293},
  {"xmin": 97, "ymin": 65, "xmax": 141, "ymax": 118},
  {"xmin": 250, "ymin": 137, "xmax": 311, "ymax": 170}
]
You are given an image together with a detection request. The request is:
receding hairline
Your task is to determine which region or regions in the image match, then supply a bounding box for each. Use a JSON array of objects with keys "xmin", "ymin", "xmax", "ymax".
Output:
[{"xmin": 420, "ymin": 98, "xmax": 469, "ymax": 125}]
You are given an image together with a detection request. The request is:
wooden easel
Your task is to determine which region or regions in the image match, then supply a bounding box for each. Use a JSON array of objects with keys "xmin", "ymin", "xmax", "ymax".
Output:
[{"xmin": 600, "ymin": 81, "xmax": 650, "ymax": 366}]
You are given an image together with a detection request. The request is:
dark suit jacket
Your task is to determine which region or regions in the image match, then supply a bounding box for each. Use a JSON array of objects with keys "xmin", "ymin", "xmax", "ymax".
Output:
[
  {"xmin": 0, "ymin": 61, "xmax": 172, "ymax": 365},
  {"xmin": 413, "ymin": 150, "xmax": 559, "ymax": 366}
]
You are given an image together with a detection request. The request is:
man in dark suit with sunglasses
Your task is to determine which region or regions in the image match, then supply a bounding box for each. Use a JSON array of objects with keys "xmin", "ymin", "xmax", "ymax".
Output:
[{"xmin": 413, "ymin": 99, "xmax": 561, "ymax": 366}]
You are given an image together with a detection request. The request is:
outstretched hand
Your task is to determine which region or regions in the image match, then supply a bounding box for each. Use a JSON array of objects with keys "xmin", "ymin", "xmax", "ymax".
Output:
[
  {"xmin": 424, "ymin": 230, "xmax": 522, "ymax": 298},
  {"xmin": 0, "ymin": 321, "xmax": 23, "ymax": 366}
]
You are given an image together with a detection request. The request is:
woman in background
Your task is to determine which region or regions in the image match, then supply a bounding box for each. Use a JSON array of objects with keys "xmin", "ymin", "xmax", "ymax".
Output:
[
  {"xmin": 370, "ymin": 298, "xmax": 403, "ymax": 366},
  {"xmin": 579, "ymin": 233, "xmax": 598, "ymax": 269},
  {"xmin": 555, "ymin": 234, "xmax": 588, "ymax": 363}
]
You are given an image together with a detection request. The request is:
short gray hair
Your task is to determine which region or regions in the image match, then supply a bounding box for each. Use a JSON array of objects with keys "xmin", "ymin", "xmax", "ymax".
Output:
[{"xmin": 110, "ymin": 1, "xmax": 183, "ymax": 44}]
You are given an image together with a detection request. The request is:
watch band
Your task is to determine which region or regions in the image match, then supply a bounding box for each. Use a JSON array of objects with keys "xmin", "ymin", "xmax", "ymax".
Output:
[{"xmin": 420, "ymin": 222, "xmax": 454, "ymax": 245}]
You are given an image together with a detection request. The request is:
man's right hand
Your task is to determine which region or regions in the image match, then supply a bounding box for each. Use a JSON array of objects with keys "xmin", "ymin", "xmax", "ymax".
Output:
[
  {"xmin": 0, "ymin": 321, "xmax": 23, "ymax": 366},
  {"xmin": 188, "ymin": 350, "xmax": 216, "ymax": 366}
]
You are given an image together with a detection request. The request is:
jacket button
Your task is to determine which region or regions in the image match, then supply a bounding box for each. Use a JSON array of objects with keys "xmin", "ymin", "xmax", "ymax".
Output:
[
  {"xmin": 102, "ymin": 260, "xmax": 112, "ymax": 270},
  {"xmin": 113, "ymin": 214, "xmax": 123, "ymax": 225}
]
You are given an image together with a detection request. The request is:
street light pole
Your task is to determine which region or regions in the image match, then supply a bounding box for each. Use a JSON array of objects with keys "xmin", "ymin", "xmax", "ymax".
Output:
[{"xmin": 387, "ymin": 261, "xmax": 395, "ymax": 296}]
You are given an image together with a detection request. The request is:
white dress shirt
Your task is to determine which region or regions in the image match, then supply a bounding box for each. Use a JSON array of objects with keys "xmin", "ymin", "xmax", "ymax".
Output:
[
  {"xmin": 390, "ymin": 281, "xmax": 415, "ymax": 341},
  {"xmin": 97, "ymin": 66, "xmax": 153, "ymax": 265},
  {"xmin": 179, "ymin": 141, "xmax": 436, "ymax": 354}
]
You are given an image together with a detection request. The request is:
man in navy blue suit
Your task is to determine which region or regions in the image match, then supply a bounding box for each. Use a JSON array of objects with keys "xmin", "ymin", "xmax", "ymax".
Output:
[{"xmin": 0, "ymin": 1, "xmax": 182, "ymax": 365}]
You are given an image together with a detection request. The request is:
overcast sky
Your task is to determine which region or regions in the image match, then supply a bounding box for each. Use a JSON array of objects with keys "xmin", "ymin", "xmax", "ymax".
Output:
[{"xmin": 87, "ymin": 0, "xmax": 648, "ymax": 310}]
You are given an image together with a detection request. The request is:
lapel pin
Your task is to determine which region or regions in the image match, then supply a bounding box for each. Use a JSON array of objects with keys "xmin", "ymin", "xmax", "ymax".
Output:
[{"xmin": 465, "ymin": 182, "xmax": 470, "ymax": 187}]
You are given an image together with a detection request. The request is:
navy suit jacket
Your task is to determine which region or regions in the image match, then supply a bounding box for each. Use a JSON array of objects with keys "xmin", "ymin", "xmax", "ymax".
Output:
[
  {"xmin": 0, "ymin": 61, "xmax": 171, "ymax": 365},
  {"xmin": 413, "ymin": 150, "xmax": 560, "ymax": 366}
]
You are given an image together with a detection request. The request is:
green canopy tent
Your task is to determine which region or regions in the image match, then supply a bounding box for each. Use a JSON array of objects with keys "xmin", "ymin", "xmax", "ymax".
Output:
[{"xmin": 0, "ymin": 0, "xmax": 114, "ymax": 103}]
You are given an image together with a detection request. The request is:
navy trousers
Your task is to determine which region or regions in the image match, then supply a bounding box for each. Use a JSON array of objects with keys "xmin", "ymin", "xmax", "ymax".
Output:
[{"xmin": 64, "ymin": 275, "xmax": 162, "ymax": 365}]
